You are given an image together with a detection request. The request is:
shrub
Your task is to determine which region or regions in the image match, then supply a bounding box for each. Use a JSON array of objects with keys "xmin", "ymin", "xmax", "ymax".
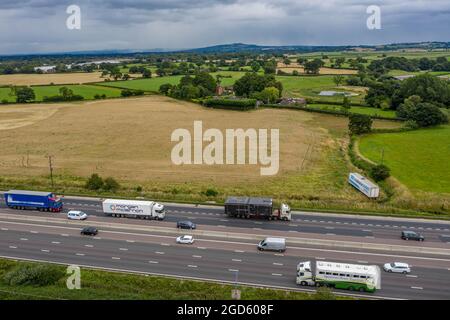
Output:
[
  {"xmin": 403, "ymin": 120, "xmax": 419, "ymax": 130},
  {"xmin": 136, "ymin": 186, "xmax": 143, "ymax": 192},
  {"xmin": 370, "ymin": 164, "xmax": 391, "ymax": 182},
  {"xmin": 204, "ymin": 188, "xmax": 218, "ymax": 197},
  {"xmin": 1, "ymin": 99, "xmax": 8, "ymax": 104},
  {"xmin": 85, "ymin": 173, "xmax": 104, "ymax": 190},
  {"xmin": 103, "ymin": 177, "xmax": 120, "ymax": 192},
  {"xmin": 348, "ymin": 114, "xmax": 373, "ymax": 135},
  {"xmin": 204, "ymin": 98, "xmax": 257, "ymax": 110},
  {"xmin": 3, "ymin": 264, "xmax": 64, "ymax": 287}
]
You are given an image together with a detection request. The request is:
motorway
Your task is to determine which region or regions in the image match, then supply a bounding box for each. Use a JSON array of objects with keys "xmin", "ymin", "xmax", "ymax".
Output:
[{"xmin": 1, "ymin": 195, "xmax": 450, "ymax": 300}]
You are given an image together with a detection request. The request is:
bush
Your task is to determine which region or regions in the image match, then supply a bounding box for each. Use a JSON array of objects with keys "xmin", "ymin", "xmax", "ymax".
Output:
[
  {"xmin": 370, "ymin": 164, "xmax": 391, "ymax": 182},
  {"xmin": 3, "ymin": 264, "xmax": 64, "ymax": 287},
  {"xmin": 136, "ymin": 186, "xmax": 143, "ymax": 192},
  {"xmin": 85, "ymin": 173, "xmax": 104, "ymax": 190},
  {"xmin": 348, "ymin": 114, "xmax": 373, "ymax": 135},
  {"xmin": 204, "ymin": 188, "xmax": 218, "ymax": 197},
  {"xmin": 121, "ymin": 89, "xmax": 145, "ymax": 97},
  {"xmin": 204, "ymin": 98, "xmax": 257, "ymax": 110},
  {"xmin": 103, "ymin": 177, "xmax": 120, "ymax": 192},
  {"xmin": 403, "ymin": 120, "xmax": 419, "ymax": 130}
]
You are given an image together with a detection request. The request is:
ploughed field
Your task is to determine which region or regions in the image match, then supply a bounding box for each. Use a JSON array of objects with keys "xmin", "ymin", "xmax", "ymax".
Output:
[
  {"xmin": 0, "ymin": 95, "xmax": 399, "ymax": 209},
  {"xmin": 0, "ymin": 72, "xmax": 107, "ymax": 86}
]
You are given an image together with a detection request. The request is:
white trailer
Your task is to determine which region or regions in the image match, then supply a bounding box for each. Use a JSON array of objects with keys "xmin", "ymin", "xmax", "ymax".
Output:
[
  {"xmin": 102, "ymin": 199, "xmax": 165, "ymax": 220},
  {"xmin": 296, "ymin": 260, "xmax": 381, "ymax": 293},
  {"xmin": 348, "ymin": 173, "xmax": 380, "ymax": 198}
]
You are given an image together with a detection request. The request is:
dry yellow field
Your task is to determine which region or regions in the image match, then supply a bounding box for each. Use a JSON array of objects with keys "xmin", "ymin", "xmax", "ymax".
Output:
[
  {"xmin": 0, "ymin": 72, "xmax": 106, "ymax": 86},
  {"xmin": 0, "ymin": 96, "xmax": 402, "ymax": 209}
]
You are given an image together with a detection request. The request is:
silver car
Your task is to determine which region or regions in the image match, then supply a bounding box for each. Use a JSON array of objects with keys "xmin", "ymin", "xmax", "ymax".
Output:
[{"xmin": 383, "ymin": 262, "xmax": 411, "ymax": 274}]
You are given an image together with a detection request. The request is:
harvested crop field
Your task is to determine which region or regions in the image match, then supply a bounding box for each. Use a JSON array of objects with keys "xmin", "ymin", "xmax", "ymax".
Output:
[
  {"xmin": 0, "ymin": 72, "xmax": 106, "ymax": 86},
  {"xmin": 0, "ymin": 96, "xmax": 400, "ymax": 209}
]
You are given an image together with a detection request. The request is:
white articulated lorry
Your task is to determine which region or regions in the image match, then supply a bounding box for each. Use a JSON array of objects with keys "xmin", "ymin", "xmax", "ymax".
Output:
[
  {"xmin": 296, "ymin": 260, "xmax": 381, "ymax": 293},
  {"xmin": 102, "ymin": 199, "xmax": 165, "ymax": 220}
]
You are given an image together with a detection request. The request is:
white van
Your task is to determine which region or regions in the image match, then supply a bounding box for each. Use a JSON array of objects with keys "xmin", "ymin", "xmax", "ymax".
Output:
[
  {"xmin": 257, "ymin": 237, "xmax": 286, "ymax": 252},
  {"xmin": 67, "ymin": 210, "xmax": 88, "ymax": 220}
]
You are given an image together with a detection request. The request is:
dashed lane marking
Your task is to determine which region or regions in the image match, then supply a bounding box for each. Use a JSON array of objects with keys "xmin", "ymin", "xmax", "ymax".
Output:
[
  {"xmin": 193, "ymin": 255, "xmax": 202, "ymax": 258},
  {"xmin": 232, "ymin": 259, "xmax": 242, "ymax": 262},
  {"xmin": 411, "ymin": 287, "xmax": 423, "ymax": 290},
  {"xmin": 228, "ymin": 269, "xmax": 239, "ymax": 272},
  {"xmin": 272, "ymin": 273, "xmax": 283, "ymax": 276},
  {"xmin": 155, "ymin": 251, "xmax": 165, "ymax": 255},
  {"xmin": 112, "ymin": 257, "xmax": 120, "ymax": 260},
  {"xmin": 41, "ymin": 249, "xmax": 50, "ymax": 253},
  {"xmin": 9, "ymin": 246, "xmax": 17, "ymax": 249},
  {"xmin": 119, "ymin": 248, "xmax": 128, "ymax": 251},
  {"xmin": 20, "ymin": 238, "xmax": 28, "ymax": 241},
  {"xmin": 188, "ymin": 265, "xmax": 197, "ymax": 268},
  {"xmin": 149, "ymin": 261, "xmax": 158, "ymax": 264},
  {"xmin": 273, "ymin": 262, "xmax": 283, "ymax": 266},
  {"xmin": 76, "ymin": 253, "xmax": 85, "ymax": 256}
]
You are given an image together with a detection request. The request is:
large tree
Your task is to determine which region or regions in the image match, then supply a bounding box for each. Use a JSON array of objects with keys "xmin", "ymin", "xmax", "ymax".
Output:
[{"xmin": 11, "ymin": 86, "xmax": 35, "ymax": 103}]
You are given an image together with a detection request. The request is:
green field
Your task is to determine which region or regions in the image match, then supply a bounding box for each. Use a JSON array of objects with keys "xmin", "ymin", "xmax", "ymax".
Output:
[
  {"xmin": 308, "ymin": 104, "xmax": 397, "ymax": 118},
  {"xmin": 359, "ymin": 125, "xmax": 450, "ymax": 194},
  {"xmin": 0, "ymin": 84, "xmax": 123, "ymax": 102},
  {"xmin": 95, "ymin": 76, "xmax": 183, "ymax": 92}
]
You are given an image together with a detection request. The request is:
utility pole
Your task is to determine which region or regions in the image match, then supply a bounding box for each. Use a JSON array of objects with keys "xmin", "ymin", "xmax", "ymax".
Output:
[{"xmin": 47, "ymin": 155, "xmax": 54, "ymax": 190}]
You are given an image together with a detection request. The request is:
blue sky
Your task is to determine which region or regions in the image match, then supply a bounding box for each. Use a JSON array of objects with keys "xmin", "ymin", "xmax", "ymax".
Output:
[{"xmin": 0, "ymin": 0, "xmax": 449, "ymax": 54}]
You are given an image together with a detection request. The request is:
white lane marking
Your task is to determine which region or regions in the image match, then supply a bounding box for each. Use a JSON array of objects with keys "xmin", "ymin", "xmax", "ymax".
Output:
[
  {"xmin": 61, "ymin": 234, "xmax": 69, "ymax": 237},
  {"xmin": 149, "ymin": 261, "xmax": 158, "ymax": 264},
  {"xmin": 41, "ymin": 249, "xmax": 50, "ymax": 253},
  {"xmin": 325, "ymin": 227, "xmax": 334, "ymax": 230},
  {"xmin": 253, "ymin": 228, "xmax": 262, "ymax": 230},
  {"xmin": 228, "ymin": 269, "xmax": 239, "ymax": 272},
  {"xmin": 289, "ymin": 230, "xmax": 298, "ymax": 233},
  {"xmin": 9, "ymin": 246, "xmax": 17, "ymax": 249},
  {"xmin": 316, "ymin": 257, "xmax": 325, "ymax": 260},
  {"xmin": 254, "ymin": 222, "xmax": 263, "ymax": 225},
  {"xmin": 188, "ymin": 265, "xmax": 198, "ymax": 268},
  {"xmin": 365, "ymin": 236, "xmax": 375, "ymax": 238},
  {"xmin": 197, "ymin": 247, "xmax": 207, "ymax": 250},
  {"xmin": 20, "ymin": 238, "xmax": 28, "ymax": 241},
  {"xmin": 406, "ymin": 275, "xmax": 418, "ymax": 278},
  {"xmin": 272, "ymin": 273, "xmax": 283, "ymax": 276},
  {"xmin": 161, "ymin": 243, "xmax": 170, "ymax": 246},
  {"xmin": 1, "ymin": 228, "xmax": 8, "ymax": 231},
  {"xmin": 193, "ymin": 255, "xmax": 202, "ymax": 258},
  {"xmin": 232, "ymin": 259, "xmax": 242, "ymax": 262},
  {"xmin": 217, "ymin": 225, "xmax": 227, "ymax": 228},
  {"xmin": 52, "ymin": 241, "xmax": 60, "ymax": 244},
  {"xmin": 76, "ymin": 253, "xmax": 85, "ymax": 256},
  {"xmin": 30, "ymin": 231, "xmax": 38, "ymax": 234},
  {"xmin": 220, "ymin": 219, "xmax": 229, "ymax": 222},
  {"xmin": 273, "ymin": 262, "xmax": 283, "ymax": 266},
  {"xmin": 126, "ymin": 240, "xmax": 135, "ymax": 243},
  {"xmin": 289, "ymin": 224, "xmax": 298, "ymax": 227},
  {"xmin": 119, "ymin": 248, "xmax": 128, "ymax": 251},
  {"xmin": 326, "ymin": 233, "xmax": 336, "ymax": 236},
  {"xmin": 411, "ymin": 287, "xmax": 423, "ymax": 290},
  {"xmin": 84, "ymin": 244, "xmax": 94, "ymax": 248},
  {"xmin": 112, "ymin": 257, "xmax": 120, "ymax": 260},
  {"xmin": 234, "ymin": 250, "xmax": 244, "ymax": 253},
  {"xmin": 362, "ymin": 229, "xmax": 372, "ymax": 232},
  {"xmin": 274, "ymin": 253, "xmax": 284, "ymax": 257},
  {"xmin": 155, "ymin": 251, "xmax": 165, "ymax": 255},
  {"xmin": 93, "ymin": 237, "xmax": 102, "ymax": 240}
]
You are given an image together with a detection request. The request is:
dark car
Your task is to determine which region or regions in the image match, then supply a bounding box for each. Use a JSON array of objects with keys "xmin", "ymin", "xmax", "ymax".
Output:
[
  {"xmin": 401, "ymin": 231, "xmax": 424, "ymax": 241},
  {"xmin": 81, "ymin": 226, "xmax": 98, "ymax": 236},
  {"xmin": 177, "ymin": 221, "xmax": 196, "ymax": 230}
]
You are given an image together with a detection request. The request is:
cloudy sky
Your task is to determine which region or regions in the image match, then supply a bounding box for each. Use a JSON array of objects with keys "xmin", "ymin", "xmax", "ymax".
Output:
[{"xmin": 0, "ymin": 0, "xmax": 449, "ymax": 55}]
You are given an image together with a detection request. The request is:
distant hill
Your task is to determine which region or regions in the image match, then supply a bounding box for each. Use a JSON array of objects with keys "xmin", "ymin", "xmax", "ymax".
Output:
[{"xmin": 1, "ymin": 41, "xmax": 449, "ymax": 58}]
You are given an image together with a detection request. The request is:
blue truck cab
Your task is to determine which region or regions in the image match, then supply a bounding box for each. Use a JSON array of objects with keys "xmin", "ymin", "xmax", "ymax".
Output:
[{"xmin": 4, "ymin": 190, "xmax": 63, "ymax": 212}]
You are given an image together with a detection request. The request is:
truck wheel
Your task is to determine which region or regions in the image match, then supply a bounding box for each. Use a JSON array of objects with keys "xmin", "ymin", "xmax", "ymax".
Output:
[{"xmin": 301, "ymin": 281, "xmax": 307, "ymax": 286}]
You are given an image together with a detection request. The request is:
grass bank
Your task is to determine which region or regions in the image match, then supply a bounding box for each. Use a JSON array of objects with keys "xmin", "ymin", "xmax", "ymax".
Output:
[{"xmin": 0, "ymin": 258, "xmax": 343, "ymax": 300}]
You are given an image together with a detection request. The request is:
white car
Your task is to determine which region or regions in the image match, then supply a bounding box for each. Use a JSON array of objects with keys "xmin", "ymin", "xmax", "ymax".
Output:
[
  {"xmin": 383, "ymin": 262, "xmax": 411, "ymax": 274},
  {"xmin": 176, "ymin": 235, "xmax": 194, "ymax": 244},
  {"xmin": 67, "ymin": 210, "xmax": 88, "ymax": 220}
]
